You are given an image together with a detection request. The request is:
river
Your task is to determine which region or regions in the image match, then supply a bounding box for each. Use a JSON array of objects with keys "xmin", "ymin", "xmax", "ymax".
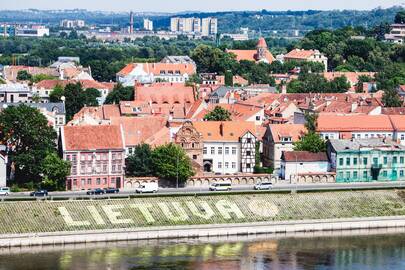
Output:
[{"xmin": 1, "ymin": 229, "xmax": 405, "ymax": 270}]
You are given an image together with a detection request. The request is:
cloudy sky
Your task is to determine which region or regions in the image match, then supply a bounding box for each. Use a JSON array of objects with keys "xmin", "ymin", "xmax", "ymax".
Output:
[{"xmin": 1, "ymin": 0, "xmax": 404, "ymax": 12}]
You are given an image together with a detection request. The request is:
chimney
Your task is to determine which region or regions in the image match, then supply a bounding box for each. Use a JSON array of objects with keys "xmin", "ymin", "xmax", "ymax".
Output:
[
  {"xmin": 219, "ymin": 122, "xmax": 224, "ymax": 136},
  {"xmin": 129, "ymin": 11, "xmax": 134, "ymax": 34},
  {"xmin": 351, "ymin": 102, "xmax": 358, "ymax": 113}
]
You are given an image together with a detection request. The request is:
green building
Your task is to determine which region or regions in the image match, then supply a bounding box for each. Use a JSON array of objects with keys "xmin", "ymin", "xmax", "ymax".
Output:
[{"xmin": 327, "ymin": 138, "xmax": 405, "ymax": 182}]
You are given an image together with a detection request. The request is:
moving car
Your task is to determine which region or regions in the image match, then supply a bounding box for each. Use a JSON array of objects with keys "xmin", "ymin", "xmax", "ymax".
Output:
[
  {"xmin": 136, "ymin": 183, "xmax": 158, "ymax": 193},
  {"xmin": 0, "ymin": 187, "xmax": 10, "ymax": 196},
  {"xmin": 104, "ymin": 187, "xmax": 120, "ymax": 194},
  {"xmin": 254, "ymin": 182, "xmax": 273, "ymax": 190},
  {"xmin": 30, "ymin": 190, "xmax": 48, "ymax": 197},
  {"xmin": 86, "ymin": 188, "xmax": 105, "ymax": 195},
  {"xmin": 209, "ymin": 182, "xmax": 232, "ymax": 191}
]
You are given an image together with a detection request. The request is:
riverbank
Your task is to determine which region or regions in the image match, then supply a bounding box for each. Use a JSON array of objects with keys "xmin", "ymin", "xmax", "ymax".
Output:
[{"xmin": 1, "ymin": 189, "xmax": 405, "ymax": 247}]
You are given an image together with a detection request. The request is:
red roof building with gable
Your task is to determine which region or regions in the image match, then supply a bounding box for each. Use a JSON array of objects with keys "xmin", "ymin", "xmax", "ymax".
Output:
[{"xmin": 227, "ymin": 37, "xmax": 275, "ymax": 64}]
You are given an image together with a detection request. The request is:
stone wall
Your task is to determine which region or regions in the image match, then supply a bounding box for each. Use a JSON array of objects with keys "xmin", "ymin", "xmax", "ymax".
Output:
[
  {"xmin": 290, "ymin": 173, "xmax": 336, "ymax": 184},
  {"xmin": 123, "ymin": 174, "xmax": 278, "ymax": 190}
]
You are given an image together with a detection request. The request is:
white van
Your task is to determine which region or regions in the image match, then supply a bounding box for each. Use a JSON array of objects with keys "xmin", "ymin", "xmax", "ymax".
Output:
[
  {"xmin": 0, "ymin": 187, "xmax": 10, "ymax": 196},
  {"xmin": 209, "ymin": 182, "xmax": 232, "ymax": 191},
  {"xmin": 136, "ymin": 182, "xmax": 158, "ymax": 193},
  {"xmin": 254, "ymin": 182, "xmax": 273, "ymax": 190}
]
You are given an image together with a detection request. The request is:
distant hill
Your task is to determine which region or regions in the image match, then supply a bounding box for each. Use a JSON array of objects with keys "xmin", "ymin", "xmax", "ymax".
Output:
[{"xmin": 0, "ymin": 7, "xmax": 402, "ymax": 32}]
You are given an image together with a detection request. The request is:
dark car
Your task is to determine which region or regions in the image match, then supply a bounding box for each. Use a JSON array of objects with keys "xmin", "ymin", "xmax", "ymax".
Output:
[
  {"xmin": 30, "ymin": 190, "xmax": 48, "ymax": 197},
  {"xmin": 104, "ymin": 187, "xmax": 119, "ymax": 194},
  {"xmin": 86, "ymin": 188, "xmax": 105, "ymax": 195}
]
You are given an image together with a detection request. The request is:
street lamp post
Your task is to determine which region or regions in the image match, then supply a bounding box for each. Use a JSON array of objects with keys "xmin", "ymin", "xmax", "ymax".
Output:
[{"xmin": 176, "ymin": 152, "xmax": 179, "ymax": 189}]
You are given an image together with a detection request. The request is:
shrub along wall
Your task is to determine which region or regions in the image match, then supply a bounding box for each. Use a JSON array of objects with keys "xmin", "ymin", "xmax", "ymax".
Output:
[{"xmin": 1, "ymin": 190, "xmax": 405, "ymax": 234}]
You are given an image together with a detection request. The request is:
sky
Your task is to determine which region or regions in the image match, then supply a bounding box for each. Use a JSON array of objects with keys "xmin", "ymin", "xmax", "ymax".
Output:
[{"xmin": 1, "ymin": 0, "xmax": 404, "ymax": 12}]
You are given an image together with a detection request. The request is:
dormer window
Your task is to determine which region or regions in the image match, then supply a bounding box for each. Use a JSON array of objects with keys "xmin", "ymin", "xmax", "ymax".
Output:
[{"xmin": 281, "ymin": 137, "xmax": 292, "ymax": 142}]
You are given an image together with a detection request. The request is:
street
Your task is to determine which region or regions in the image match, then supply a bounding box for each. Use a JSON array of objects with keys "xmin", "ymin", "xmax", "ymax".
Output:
[{"xmin": 2, "ymin": 181, "xmax": 405, "ymax": 200}]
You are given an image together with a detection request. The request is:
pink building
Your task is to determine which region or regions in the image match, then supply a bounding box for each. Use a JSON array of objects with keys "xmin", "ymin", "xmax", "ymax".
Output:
[{"xmin": 61, "ymin": 125, "xmax": 125, "ymax": 191}]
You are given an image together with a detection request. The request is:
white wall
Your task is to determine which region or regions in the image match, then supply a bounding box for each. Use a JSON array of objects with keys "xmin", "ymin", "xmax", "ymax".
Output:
[
  {"xmin": 281, "ymin": 161, "xmax": 329, "ymax": 180},
  {"xmin": 203, "ymin": 141, "xmax": 240, "ymax": 174}
]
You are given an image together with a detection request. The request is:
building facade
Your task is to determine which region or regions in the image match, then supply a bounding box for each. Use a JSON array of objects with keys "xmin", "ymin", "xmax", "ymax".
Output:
[
  {"xmin": 280, "ymin": 151, "xmax": 329, "ymax": 181},
  {"xmin": 61, "ymin": 125, "xmax": 125, "ymax": 191},
  {"xmin": 327, "ymin": 138, "xmax": 405, "ymax": 182}
]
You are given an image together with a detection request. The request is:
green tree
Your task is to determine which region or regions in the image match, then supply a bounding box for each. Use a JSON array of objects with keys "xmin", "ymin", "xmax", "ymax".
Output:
[
  {"xmin": 395, "ymin": 10, "xmax": 405, "ymax": 24},
  {"xmin": 382, "ymin": 88, "xmax": 402, "ymax": 107},
  {"xmin": 0, "ymin": 105, "xmax": 57, "ymax": 185},
  {"xmin": 304, "ymin": 112, "xmax": 318, "ymax": 133},
  {"xmin": 126, "ymin": 144, "xmax": 154, "ymax": 177},
  {"xmin": 294, "ymin": 132, "xmax": 326, "ymax": 153},
  {"xmin": 104, "ymin": 83, "xmax": 134, "ymax": 104},
  {"xmin": 224, "ymin": 70, "xmax": 233, "ymax": 86},
  {"xmin": 203, "ymin": 106, "xmax": 231, "ymax": 121},
  {"xmin": 64, "ymin": 82, "xmax": 85, "ymax": 121},
  {"xmin": 83, "ymin": 88, "xmax": 101, "ymax": 106},
  {"xmin": 151, "ymin": 143, "xmax": 194, "ymax": 186},
  {"xmin": 40, "ymin": 152, "xmax": 71, "ymax": 191},
  {"xmin": 49, "ymin": 84, "xmax": 64, "ymax": 102},
  {"xmin": 16, "ymin": 70, "xmax": 32, "ymax": 81}
]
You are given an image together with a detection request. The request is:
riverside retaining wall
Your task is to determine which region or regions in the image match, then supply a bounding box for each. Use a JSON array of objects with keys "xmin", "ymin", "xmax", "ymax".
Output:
[{"xmin": 1, "ymin": 189, "xmax": 405, "ymax": 247}]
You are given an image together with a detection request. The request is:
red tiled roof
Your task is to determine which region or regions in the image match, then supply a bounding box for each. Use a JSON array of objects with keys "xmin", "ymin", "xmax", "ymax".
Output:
[
  {"xmin": 269, "ymin": 124, "xmax": 306, "ymax": 143},
  {"xmin": 118, "ymin": 62, "xmax": 196, "ymax": 77},
  {"xmin": 35, "ymin": 79, "xmax": 111, "ymax": 90},
  {"xmin": 110, "ymin": 116, "xmax": 168, "ymax": 146},
  {"xmin": 317, "ymin": 114, "xmax": 393, "ymax": 132},
  {"xmin": 136, "ymin": 83, "xmax": 196, "ymax": 105},
  {"xmin": 193, "ymin": 103, "xmax": 262, "ymax": 122},
  {"xmin": 193, "ymin": 121, "xmax": 257, "ymax": 142},
  {"xmin": 257, "ymin": 37, "xmax": 267, "ymax": 48},
  {"xmin": 63, "ymin": 125, "xmax": 124, "ymax": 151},
  {"xmin": 285, "ymin": 49, "xmax": 316, "ymax": 60},
  {"xmin": 388, "ymin": 115, "xmax": 405, "ymax": 131},
  {"xmin": 282, "ymin": 151, "xmax": 329, "ymax": 162}
]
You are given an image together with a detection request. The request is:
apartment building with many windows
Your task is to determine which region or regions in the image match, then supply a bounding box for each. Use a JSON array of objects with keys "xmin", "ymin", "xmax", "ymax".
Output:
[{"xmin": 327, "ymin": 138, "xmax": 405, "ymax": 182}]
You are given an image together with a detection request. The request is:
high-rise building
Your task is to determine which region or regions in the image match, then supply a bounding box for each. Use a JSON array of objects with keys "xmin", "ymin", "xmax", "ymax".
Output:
[
  {"xmin": 171, "ymin": 17, "xmax": 217, "ymax": 36},
  {"xmin": 143, "ymin": 19, "xmax": 153, "ymax": 31},
  {"xmin": 202, "ymin": 17, "xmax": 218, "ymax": 36},
  {"xmin": 129, "ymin": 11, "xmax": 134, "ymax": 34},
  {"xmin": 60, "ymin": 20, "xmax": 85, "ymax": 29}
]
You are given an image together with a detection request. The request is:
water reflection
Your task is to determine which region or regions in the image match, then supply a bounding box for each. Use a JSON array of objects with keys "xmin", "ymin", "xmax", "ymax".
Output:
[{"xmin": 1, "ymin": 229, "xmax": 405, "ymax": 270}]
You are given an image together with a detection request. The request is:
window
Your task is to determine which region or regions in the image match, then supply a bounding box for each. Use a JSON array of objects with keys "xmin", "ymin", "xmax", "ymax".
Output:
[
  {"xmin": 232, "ymin": 162, "xmax": 236, "ymax": 168},
  {"xmin": 247, "ymin": 138, "xmax": 252, "ymax": 143},
  {"xmin": 353, "ymin": 158, "xmax": 358, "ymax": 165},
  {"xmin": 363, "ymin": 171, "xmax": 368, "ymax": 179},
  {"xmin": 111, "ymin": 178, "xmax": 116, "ymax": 185},
  {"xmin": 339, "ymin": 158, "xmax": 344, "ymax": 166},
  {"xmin": 401, "ymin": 134, "xmax": 405, "ymax": 140},
  {"xmin": 218, "ymin": 162, "xmax": 222, "ymax": 169},
  {"xmin": 401, "ymin": 170, "xmax": 404, "ymax": 177},
  {"xmin": 346, "ymin": 158, "xmax": 350, "ymax": 166},
  {"xmin": 373, "ymin": 157, "xmax": 379, "ymax": 165},
  {"xmin": 353, "ymin": 171, "xmax": 358, "ymax": 179},
  {"xmin": 383, "ymin": 156, "xmax": 388, "ymax": 165},
  {"xmin": 225, "ymin": 162, "xmax": 229, "ymax": 168},
  {"xmin": 247, "ymin": 151, "xmax": 251, "ymax": 156},
  {"xmin": 383, "ymin": 170, "xmax": 388, "ymax": 177},
  {"xmin": 218, "ymin": 147, "xmax": 223, "ymax": 155},
  {"xmin": 203, "ymin": 147, "xmax": 207, "ymax": 154},
  {"xmin": 225, "ymin": 147, "xmax": 229, "ymax": 155},
  {"xmin": 256, "ymin": 116, "xmax": 260, "ymax": 121},
  {"xmin": 87, "ymin": 178, "xmax": 92, "ymax": 185},
  {"xmin": 193, "ymin": 155, "xmax": 197, "ymax": 160},
  {"xmin": 346, "ymin": 172, "xmax": 350, "ymax": 179},
  {"xmin": 338, "ymin": 172, "xmax": 343, "ymax": 179},
  {"xmin": 211, "ymin": 147, "xmax": 215, "ymax": 155},
  {"xmin": 96, "ymin": 178, "xmax": 101, "ymax": 185},
  {"xmin": 232, "ymin": 147, "xmax": 236, "ymax": 155},
  {"xmin": 103, "ymin": 178, "xmax": 107, "ymax": 185},
  {"xmin": 81, "ymin": 179, "xmax": 85, "ymax": 186},
  {"xmin": 73, "ymin": 179, "xmax": 77, "ymax": 186},
  {"xmin": 393, "ymin": 156, "xmax": 398, "ymax": 164},
  {"xmin": 247, "ymin": 163, "xmax": 251, "ymax": 169},
  {"xmin": 363, "ymin": 157, "xmax": 368, "ymax": 165},
  {"xmin": 401, "ymin": 157, "xmax": 404, "ymax": 164}
]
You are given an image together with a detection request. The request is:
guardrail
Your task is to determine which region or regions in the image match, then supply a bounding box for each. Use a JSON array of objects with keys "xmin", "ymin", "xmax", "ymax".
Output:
[{"xmin": 1, "ymin": 184, "xmax": 405, "ymax": 202}]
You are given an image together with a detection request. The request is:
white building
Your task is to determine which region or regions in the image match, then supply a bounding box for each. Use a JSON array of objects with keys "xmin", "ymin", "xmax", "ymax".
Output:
[
  {"xmin": 15, "ymin": 26, "xmax": 49, "ymax": 37},
  {"xmin": 193, "ymin": 121, "xmax": 257, "ymax": 174},
  {"xmin": 201, "ymin": 17, "xmax": 218, "ymax": 36},
  {"xmin": 280, "ymin": 151, "xmax": 329, "ymax": 180},
  {"xmin": 60, "ymin": 20, "xmax": 85, "ymax": 29},
  {"xmin": 143, "ymin": 19, "xmax": 153, "ymax": 31},
  {"xmin": 171, "ymin": 17, "xmax": 217, "ymax": 36},
  {"xmin": 385, "ymin": 24, "xmax": 405, "ymax": 44}
]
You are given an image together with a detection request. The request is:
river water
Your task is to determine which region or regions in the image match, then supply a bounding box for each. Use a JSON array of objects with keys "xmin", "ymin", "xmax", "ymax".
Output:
[{"xmin": 1, "ymin": 229, "xmax": 405, "ymax": 270}]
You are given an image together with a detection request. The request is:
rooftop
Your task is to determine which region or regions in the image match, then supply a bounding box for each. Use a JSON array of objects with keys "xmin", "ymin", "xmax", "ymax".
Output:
[
  {"xmin": 329, "ymin": 138, "xmax": 405, "ymax": 152},
  {"xmin": 282, "ymin": 151, "xmax": 329, "ymax": 162}
]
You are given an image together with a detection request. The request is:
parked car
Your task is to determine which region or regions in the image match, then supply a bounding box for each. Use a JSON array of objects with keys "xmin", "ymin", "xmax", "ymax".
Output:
[
  {"xmin": 136, "ymin": 183, "xmax": 158, "ymax": 193},
  {"xmin": 254, "ymin": 182, "xmax": 273, "ymax": 190},
  {"xmin": 104, "ymin": 187, "xmax": 119, "ymax": 194},
  {"xmin": 209, "ymin": 182, "xmax": 232, "ymax": 191},
  {"xmin": 30, "ymin": 190, "xmax": 48, "ymax": 197},
  {"xmin": 86, "ymin": 188, "xmax": 105, "ymax": 195},
  {"xmin": 0, "ymin": 187, "xmax": 10, "ymax": 196}
]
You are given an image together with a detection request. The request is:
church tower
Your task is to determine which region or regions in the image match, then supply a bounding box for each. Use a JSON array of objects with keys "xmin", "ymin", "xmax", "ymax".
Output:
[{"xmin": 256, "ymin": 37, "xmax": 268, "ymax": 61}]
